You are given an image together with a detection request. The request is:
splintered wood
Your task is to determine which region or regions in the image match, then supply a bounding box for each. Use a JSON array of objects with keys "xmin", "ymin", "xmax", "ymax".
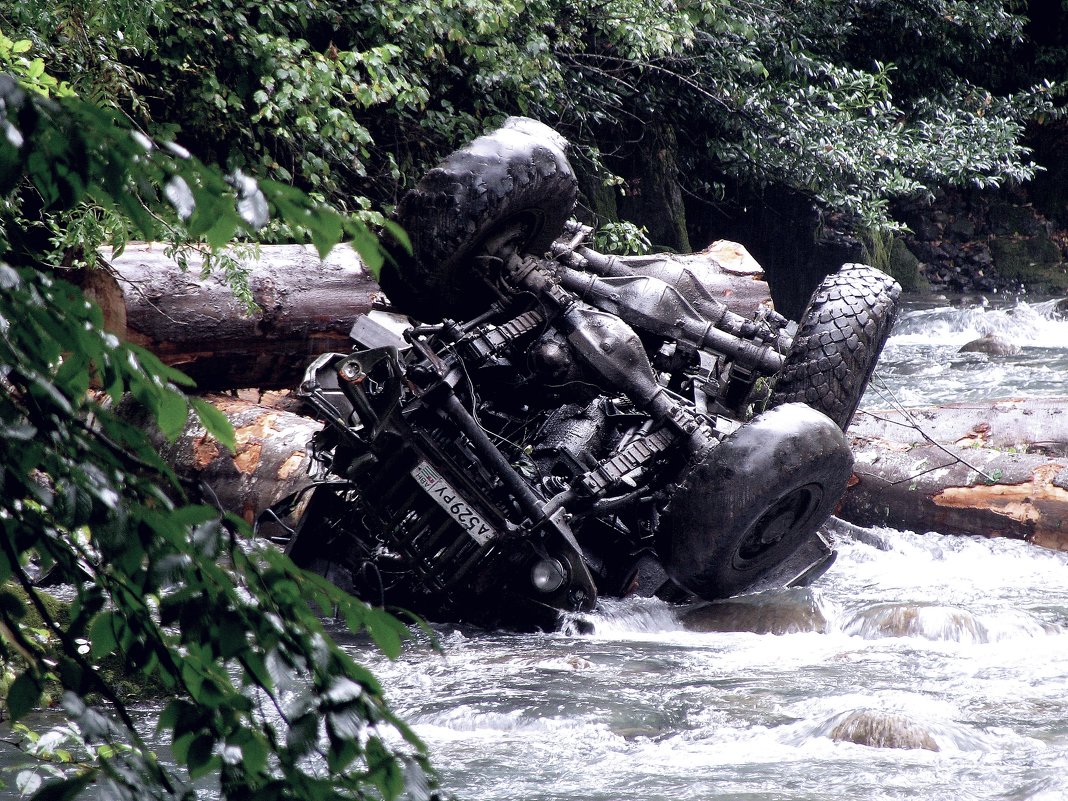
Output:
[{"xmin": 842, "ymin": 398, "xmax": 1068, "ymax": 551}]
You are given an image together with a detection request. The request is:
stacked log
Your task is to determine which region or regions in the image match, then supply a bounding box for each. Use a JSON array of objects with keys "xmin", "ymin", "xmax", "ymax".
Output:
[{"xmin": 81, "ymin": 243, "xmax": 381, "ymax": 391}]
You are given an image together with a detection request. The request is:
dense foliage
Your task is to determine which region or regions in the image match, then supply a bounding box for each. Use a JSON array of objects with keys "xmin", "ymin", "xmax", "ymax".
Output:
[
  {"xmin": 4, "ymin": 0, "xmax": 1060, "ymax": 243},
  {"xmin": 0, "ymin": 55, "xmax": 430, "ymax": 801}
]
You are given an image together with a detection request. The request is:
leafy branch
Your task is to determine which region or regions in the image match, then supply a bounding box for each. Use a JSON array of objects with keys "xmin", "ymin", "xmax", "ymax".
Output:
[{"xmin": 0, "ymin": 58, "xmax": 428, "ymax": 801}]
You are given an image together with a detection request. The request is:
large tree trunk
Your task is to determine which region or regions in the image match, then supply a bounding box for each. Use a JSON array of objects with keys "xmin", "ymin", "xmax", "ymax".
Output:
[
  {"xmin": 149, "ymin": 392, "xmax": 322, "ymax": 534},
  {"xmin": 82, "ymin": 241, "xmax": 774, "ymax": 392},
  {"xmin": 841, "ymin": 399, "xmax": 1068, "ymax": 551},
  {"xmin": 84, "ymin": 242, "xmax": 381, "ymax": 391}
]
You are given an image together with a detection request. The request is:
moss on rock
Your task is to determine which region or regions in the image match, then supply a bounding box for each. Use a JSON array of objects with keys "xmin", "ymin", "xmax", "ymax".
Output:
[
  {"xmin": 887, "ymin": 237, "xmax": 929, "ymax": 292},
  {"xmin": 989, "ymin": 234, "xmax": 1068, "ymax": 290},
  {"xmin": 1, "ymin": 582, "xmax": 168, "ymax": 720}
]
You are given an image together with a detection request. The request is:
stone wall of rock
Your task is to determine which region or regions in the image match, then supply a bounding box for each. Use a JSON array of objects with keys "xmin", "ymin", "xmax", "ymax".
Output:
[{"xmin": 893, "ymin": 187, "xmax": 1068, "ymax": 295}]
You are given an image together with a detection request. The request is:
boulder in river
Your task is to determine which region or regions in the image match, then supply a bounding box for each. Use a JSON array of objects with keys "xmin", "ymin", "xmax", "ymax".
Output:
[
  {"xmin": 679, "ymin": 588, "xmax": 829, "ymax": 635},
  {"xmin": 827, "ymin": 710, "xmax": 940, "ymax": 751},
  {"xmin": 958, "ymin": 333, "xmax": 1022, "ymax": 355}
]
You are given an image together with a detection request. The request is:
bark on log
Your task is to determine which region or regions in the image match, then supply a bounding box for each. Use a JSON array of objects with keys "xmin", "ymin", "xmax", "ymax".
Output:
[
  {"xmin": 148, "ymin": 392, "xmax": 323, "ymax": 532},
  {"xmin": 91, "ymin": 243, "xmax": 381, "ymax": 391},
  {"xmin": 840, "ymin": 399, "xmax": 1068, "ymax": 551},
  {"xmin": 86, "ymin": 241, "xmax": 773, "ymax": 392}
]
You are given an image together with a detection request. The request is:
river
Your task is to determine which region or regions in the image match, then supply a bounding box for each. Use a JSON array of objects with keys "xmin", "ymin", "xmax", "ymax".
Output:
[{"xmin": 341, "ymin": 294, "xmax": 1068, "ymax": 801}]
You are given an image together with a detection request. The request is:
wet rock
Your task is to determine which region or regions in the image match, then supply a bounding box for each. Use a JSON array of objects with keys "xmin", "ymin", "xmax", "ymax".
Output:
[
  {"xmin": 844, "ymin": 604, "xmax": 984, "ymax": 641},
  {"xmin": 965, "ymin": 243, "xmax": 993, "ymax": 267},
  {"xmin": 912, "ymin": 219, "xmax": 943, "ymax": 240},
  {"xmin": 611, "ymin": 722, "xmax": 676, "ymax": 741},
  {"xmin": 887, "ymin": 237, "xmax": 927, "ymax": 292},
  {"xmin": 893, "ymin": 187, "xmax": 1068, "ymax": 294},
  {"xmin": 946, "ymin": 215, "xmax": 976, "ymax": 238},
  {"xmin": 989, "ymin": 234, "xmax": 1068, "ymax": 291},
  {"xmin": 828, "ymin": 710, "xmax": 940, "ymax": 751},
  {"xmin": 679, "ymin": 588, "xmax": 829, "ymax": 635},
  {"xmin": 958, "ymin": 333, "xmax": 1022, "ymax": 355},
  {"xmin": 989, "ymin": 201, "xmax": 1046, "ymax": 237}
]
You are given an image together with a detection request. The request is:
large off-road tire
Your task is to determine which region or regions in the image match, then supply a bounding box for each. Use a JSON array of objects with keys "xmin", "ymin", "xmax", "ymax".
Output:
[
  {"xmin": 769, "ymin": 263, "xmax": 901, "ymax": 430},
  {"xmin": 656, "ymin": 403, "xmax": 853, "ymax": 601},
  {"xmin": 379, "ymin": 117, "xmax": 578, "ymax": 322}
]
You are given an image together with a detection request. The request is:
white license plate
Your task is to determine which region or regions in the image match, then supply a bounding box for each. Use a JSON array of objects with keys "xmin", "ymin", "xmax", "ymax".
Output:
[{"xmin": 411, "ymin": 462, "xmax": 496, "ymax": 545}]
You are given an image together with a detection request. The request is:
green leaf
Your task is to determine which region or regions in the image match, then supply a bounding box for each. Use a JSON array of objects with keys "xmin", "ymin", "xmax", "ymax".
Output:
[
  {"xmin": 189, "ymin": 396, "xmax": 236, "ymax": 453},
  {"xmin": 363, "ymin": 607, "xmax": 408, "ymax": 659},
  {"xmin": 381, "ymin": 219, "xmax": 410, "ymax": 254},
  {"xmin": 217, "ymin": 615, "xmax": 247, "ymax": 659},
  {"xmin": 241, "ymin": 652, "xmax": 273, "ymax": 690},
  {"xmin": 307, "ymin": 207, "xmax": 343, "ymax": 259},
  {"xmin": 286, "ymin": 713, "xmax": 318, "ymax": 756},
  {"xmin": 169, "ymin": 504, "xmax": 222, "ymax": 528},
  {"xmin": 125, "ymin": 343, "xmax": 197, "ymax": 388},
  {"xmin": 326, "ymin": 731, "xmax": 360, "ymax": 773},
  {"xmin": 171, "ymin": 731, "xmax": 194, "ymax": 765},
  {"xmin": 27, "ymin": 773, "xmax": 94, "ymax": 801},
  {"xmin": 56, "ymin": 657, "xmax": 85, "ymax": 693},
  {"xmin": 53, "ymin": 352, "xmax": 91, "ymax": 399},
  {"xmin": 88, "ymin": 610, "xmax": 120, "ymax": 659},
  {"xmin": 7, "ymin": 670, "xmax": 43, "ymax": 721},
  {"xmin": 187, "ymin": 732, "xmax": 218, "ymax": 779},
  {"xmin": 156, "ymin": 389, "xmax": 190, "ymax": 440},
  {"xmin": 205, "ymin": 210, "xmax": 241, "ymax": 249},
  {"xmin": 160, "ymin": 698, "xmax": 201, "ymax": 738},
  {"xmin": 349, "ymin": 220, "xmax": 384, "ymax": 276},
  {"xmin": 366, "ymin": 736, "xmax": 405, "ymax": 798},
  {"xmin": 239, "ymin": 732, "xmax": 269, "ymax": 775}
]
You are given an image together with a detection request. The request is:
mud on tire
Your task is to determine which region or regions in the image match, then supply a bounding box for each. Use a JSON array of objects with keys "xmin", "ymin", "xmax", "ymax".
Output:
[
  {"xmin": 770, "ymin": 263, "xmax": 901, "ymax": 430},
  {"xmin": 657, "ymin": 403, "xmax": 853, "ymax": 601},
  {"xmin": 380, "ymin": 117, "xmax": 579, "ymax": 322}
]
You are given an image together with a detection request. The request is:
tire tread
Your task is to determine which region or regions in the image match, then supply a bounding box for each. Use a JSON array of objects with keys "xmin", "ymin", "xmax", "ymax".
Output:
[{"xmin": 770, "ymin": 264, "xmax": 901, "ymax": 429}]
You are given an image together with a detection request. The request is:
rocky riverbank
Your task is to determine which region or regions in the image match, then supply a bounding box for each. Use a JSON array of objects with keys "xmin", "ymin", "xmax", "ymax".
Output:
[{"xmin": 890, "ymin": 186, "xmax": 1068, "ymax": 295}]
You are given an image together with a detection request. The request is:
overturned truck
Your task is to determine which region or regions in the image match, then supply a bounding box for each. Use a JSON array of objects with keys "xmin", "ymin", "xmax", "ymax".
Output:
[{"xmin": 276, "ymin": 118, "xmax": 901, "ymax": 630}]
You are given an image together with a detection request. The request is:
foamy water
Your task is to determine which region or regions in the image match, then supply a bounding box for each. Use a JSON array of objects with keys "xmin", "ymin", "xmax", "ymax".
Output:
[
  {"xmin": 339, "ymin": 527, "xmax": 1068, "ymax": 801},
  {"xmin": 868, "ymin": 295, "xmax": 1068, "ymax": 407}
]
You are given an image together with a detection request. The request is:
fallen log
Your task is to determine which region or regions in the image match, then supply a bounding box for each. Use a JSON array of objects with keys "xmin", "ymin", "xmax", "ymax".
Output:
[
  {"xmin": 145, "ymin": 392, "xmax": 323, "ymax": 532},
  {"xmin": 86, "ymin": 242, "xmax": 381, "ymax": 391},
  {"xmin": 840, "ymin": 398, "xmax": 1068, "ymax": 551},
  {"xmin": 83, "ymin": 240, "xmax": 774, "ymax": 392}
]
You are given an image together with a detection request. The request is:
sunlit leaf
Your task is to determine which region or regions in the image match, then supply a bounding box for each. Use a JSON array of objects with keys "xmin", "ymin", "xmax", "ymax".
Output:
[{"xmin": 189, "ymin": 396, "xmax": 236, "ymax": 453}]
